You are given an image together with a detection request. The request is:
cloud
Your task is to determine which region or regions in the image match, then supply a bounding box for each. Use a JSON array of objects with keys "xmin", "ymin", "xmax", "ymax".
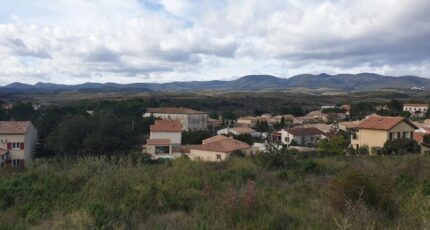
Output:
[{"xmin": 0, "ymin": 0, "xmax": 429, "ymax": 84}]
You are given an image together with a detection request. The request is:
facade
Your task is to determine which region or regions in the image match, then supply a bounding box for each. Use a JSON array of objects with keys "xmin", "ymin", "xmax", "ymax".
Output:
[
  {"xmin": 217, "ymin": 127, "xmax": 260, "ymax": 137},
  {"xmin": 351, "ymin": 116, "xmax": 418, "ymax": 152},
  {"xmin": 189, "ymin": 138, "xmax": 252, "ymax": 162},
  {"xmin": 275, "ymin": 127, "xmax": 327, "ymax": 147},
  {"xmin": 0, "ymin": 121, "xmax": 38, "ymax": 168},
  {"xmin": 143, "ymin": 107, "xmax": 208, "ymax": 131},
  {"xmin": 403, "ymin": 103, "xmax": 429, "ymax": 115},
  {"xmin": 144, "ymin": 120, "xmax": 182, "ymax": 159}
]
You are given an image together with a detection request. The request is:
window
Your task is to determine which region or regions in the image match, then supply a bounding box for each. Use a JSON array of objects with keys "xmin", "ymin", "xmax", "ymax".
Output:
[
  {"xmin": 12, "ymin": 143, "xmax": 21, "ymax": 149},
  {"xmin": 216, "ymin": 154, "xmax": 222, "ymax": 160},
  {"xmin": 389, "ymin": 132, "xmax": 393, "ymax": 140},
  {"xmin": 284, "ymin": 137, "xmax": 290, "ymax": 142},
  {"xmin": 12, "ymin": 159, "xmax": 20, "ymax": 168}
]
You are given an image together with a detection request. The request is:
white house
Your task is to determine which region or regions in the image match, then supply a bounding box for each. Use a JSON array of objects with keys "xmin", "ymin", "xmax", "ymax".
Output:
[
  {"xmin": 403, "ymin": 103, "xmax": 429, "ymax": 115},
  {"xmin": 274, "ymin": 127, "xmax": 327, "ymax": 147},
  {"xmin": 144, "ymin": 120, "xmax": 183, "ymax": 159},
  {"xmin": 217, "ymin": 127, "xmax": 260, "ymax": 137},
  {"xmin": 143, "ymin": 107, "xmax": 208, "ymax": 131},
  {"xmin": 0, "ymin": 121, "xmax": 38, "ymax": 168}
]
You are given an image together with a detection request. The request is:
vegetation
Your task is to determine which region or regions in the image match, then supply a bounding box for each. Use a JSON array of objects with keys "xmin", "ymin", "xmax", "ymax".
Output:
[{"xmin": 0, "ymin": 153, "xmax": 429, "ymax": 229}]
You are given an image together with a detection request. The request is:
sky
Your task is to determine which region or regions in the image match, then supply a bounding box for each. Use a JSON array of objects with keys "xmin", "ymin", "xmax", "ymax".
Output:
[{"xmin": 0, "ymin": 0, "xmax": 430, "ymax": 85}]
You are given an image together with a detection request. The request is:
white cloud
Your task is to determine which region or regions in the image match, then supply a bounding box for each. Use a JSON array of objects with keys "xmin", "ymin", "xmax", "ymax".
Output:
[{"xmin": 0, "ymin": 0, "xmax": 429, "ymax": 85}]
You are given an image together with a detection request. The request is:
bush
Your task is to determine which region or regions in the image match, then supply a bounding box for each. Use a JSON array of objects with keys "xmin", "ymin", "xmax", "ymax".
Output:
[
  {"xmin": 382, "ymin": 138, "xmax": 420, "ymax": 155},
  {"xmin": 329, "ymin": 171, "xmax": 397, "ymax": 218},
  {"xmin": 358, "ymin": 145, "xmax": 369, "ymax": 155}
]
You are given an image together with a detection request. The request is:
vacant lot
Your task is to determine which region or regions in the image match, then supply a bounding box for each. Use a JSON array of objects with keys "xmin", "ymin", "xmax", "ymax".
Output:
[{"xmin": 0, "ymin": 153, "xmax": 429, "ymax": 229}]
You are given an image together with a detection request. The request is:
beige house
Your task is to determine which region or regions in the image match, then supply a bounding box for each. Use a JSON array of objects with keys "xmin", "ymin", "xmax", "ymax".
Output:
[
  {"xmin": 189, "ymin": 138, "xmax": 253, "ymax": 162},
  {"xmin": 237, "ymin": 116, "xmax": 260, "ymax": 126},
  {"xmin": 403, "ymin": 103, "xmax": 429, "ymax": 115},
  {"xmin": 351, "ymin": 116, "xmax": 418, "ymax": 152},
  {"xmin": 144, "ymin": 120, "xmax": 182, "ymax": 159},
  {"xmin": 0, "ymin": 121, "xmax": 38, "ymax": 168},
  {"xmin": 143, "ymin": 107, "xmax": 208, "ymax": 131}
]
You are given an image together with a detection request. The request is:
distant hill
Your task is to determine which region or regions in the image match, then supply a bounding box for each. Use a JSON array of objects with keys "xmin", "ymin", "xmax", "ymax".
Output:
[{"xmin": 1, "ymin": 73, "xmax": 429, "ymax": 93}]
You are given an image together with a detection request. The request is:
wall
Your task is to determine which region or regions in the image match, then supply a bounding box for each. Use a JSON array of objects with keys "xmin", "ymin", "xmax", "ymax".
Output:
[
  {"xmin": 145, "ymin": 113, "xmax": 208, "ymax": 131},
  {"xmin": 189, "ymin": 149, "xmax": 228, "ymax": 162},
  {"xmin": 150, "ymin": 131, "xmax": 182, "ymax": 145}
]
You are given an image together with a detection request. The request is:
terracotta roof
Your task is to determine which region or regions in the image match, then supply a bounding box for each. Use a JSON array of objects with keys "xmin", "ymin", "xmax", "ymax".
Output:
[
  {"xmin": 150, "ymin": 120, "xmax": 182, "ymax": 132},
  {"xmin": 146, "ymin": 139, "xmax": 171, "ymax": 145},
  {"xmin": 191, "ymin": 139, "xmax": 250, "ymax": 153},
  {"xmin": 231, "ymin": 127, "xmax": 256, "ymax": 134},
  {"xmin": 357, "ymin": 116, "xmax": 418, "ymax": 131},
  {"xmin": 0, "ymin": 148, "xmax": 8, "ymax": 156},
  {"xmin": 147, "ymin": 107, "xmax": 205, "ymax": 114},
  {"xmin": 0, "ymin": 121, "xmax": 32, "ymax": 134},
  {"xmin": 286, "ymin": 127, "xmax": 325, "ymax": 136},
  {"xmin": 202, "ymin": 135, "xmax": 229, "ymax": 144},
  {"xmin": 305, "ymin": 110, "xmax": 328, "ymax": 117}
]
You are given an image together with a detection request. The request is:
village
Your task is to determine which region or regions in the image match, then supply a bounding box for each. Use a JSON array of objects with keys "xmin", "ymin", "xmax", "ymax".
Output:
[{"xmin": 1, "ymin": 101, "xmax": 430, "ymax": 167}]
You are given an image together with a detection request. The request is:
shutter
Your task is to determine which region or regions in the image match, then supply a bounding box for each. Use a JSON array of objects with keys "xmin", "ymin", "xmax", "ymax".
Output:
[
  {"xmin": 20, "ymin": 143, "xmax": 25, "ymax": 149},
  {"xmin": 7, "ymin": 143, "xmax": 11, "ymax": 150}
]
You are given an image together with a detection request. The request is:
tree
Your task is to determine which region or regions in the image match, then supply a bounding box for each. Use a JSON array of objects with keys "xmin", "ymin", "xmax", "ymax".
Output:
[
  {"xmin": 10, "ymin": 102, "xmax": 34, "ymax": 121},
  {"xmin": 317, "ymin": 134, "xmax": 346, "ymax": 156},
  {"xmin": 234, "ymin": 134, "xmax": 254, "ymax": 145},
  {"xmin": 46, "ymin": 115, "xmax": 92, "ymax": 155},
  {"xmin": 387, "ymin": 100, "xmax": 403, "ymax": 115},
  {"xmin": 208, "ymin": 111, "xmax": 219, "ymax": 119},
  {"xmin": 290, "ymin": 106, "xmax": 304, "ymax": 116},
  {"xmin": 222, "ymin": 111, "xmax": 236, "ymax": 121},
  {"xmin": 382, "ymin": 138, "xmax": 420, "ymax": 155},
  {"xmin": 182, "ymin": 130, "xmax": 212, "ymax": 145},
  {"xmin": 400, "ymin": 111, "xmax": 411, "ymax": 117}
]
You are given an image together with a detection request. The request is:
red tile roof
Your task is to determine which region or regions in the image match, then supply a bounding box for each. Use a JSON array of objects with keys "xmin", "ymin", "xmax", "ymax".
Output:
[
  {"xmin": 147, "ymin": 107, "xmax": 205, "ymax": 114},
  {"xmin": 150, "ymin": 120, "xmax": 182, "ymax": 132},
  {"xmin": 202, "ymin": 135, "xmax": 229, "ymax": 144},
  {"xmin": 146, "ymin": 139, "xmax": 171, "ymax": 145},
  {"xmin": 191, "ymin": 139, "xmax": 250, "ymax": 153},
  {"xmin": 286, "ymin": 127, "xmax": 325, "ymax": 136},
  {"xmin": 404, "ymin": 103, "xmax": 429, "ymax": 107},
  {"xmin": 357, "ymin": 116, "xmax": 418, "ymax": 131},
  {"xmin": 0, "ymin": 121, "xmax": 32, "ymax": 134},
  {"xmin": 232, "ymin": 127, "xmax": 256, "ymax": 134}
]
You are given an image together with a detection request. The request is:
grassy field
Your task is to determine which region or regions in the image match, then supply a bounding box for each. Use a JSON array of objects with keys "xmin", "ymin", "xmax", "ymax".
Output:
[{"xmin": 0, "ymin": 153, "xmax": 429, "ymax": 229}]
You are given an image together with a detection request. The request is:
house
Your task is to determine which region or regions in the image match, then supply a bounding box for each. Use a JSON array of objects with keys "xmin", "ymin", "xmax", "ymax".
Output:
[
  {"xmin": 420, "ymin": 142, "xmax": 430, "ymax": 155},
  {"xmin": 208, "ymin": 118, "xmax": 223, "ymax": 127},
  {"xmin": 301, "ymin": 123, "xmax": 334, "ymax": 133},
  {"xmin": 202, "ymin": 135, "xmax": 229, "ymax": 144},
  {"xmin": 403, "ymin": 103, "xmax": 429, "ymax": 115},
  {"xmin": 144, "ymin": 120, "xmax": 182, "ymax": 158},
  {"xmin": 338, "ymin": 120, "xmax": 362, "ymax": 131},
  {"xmin": 0, "ymin": 121, "xmax": 38, "ymax": 168},
  {"xmin": 189, "ymin": 138, "xmax": 253, "ymax": 162},
  {"xmin": 143, "ymin": 107, "xmax": 208, "ymax": 131},
  {"xmin": 305, "ymin": 110, "xmax": 329, "ymax": 123},
  {"xmin": 292, "ymin": 116, "xmax": 315, "ymax": 125},
  {"xmin": 217, "ymin": 127, "xmax": 260, "ymax": 137},
  {"xmin": 274, "ymin": 127, "xmax": 327, "ymax": 147},
  {"xmin": 351, "ymin": 116, "xmax": 418, "ymax": 153},
  {"xmin": 237, "ymin": 116, "xmax": 260, "ymax": 126},
  {"xmin": 321, "ymin": 105, "xmax": 336, "ymax": 111}
]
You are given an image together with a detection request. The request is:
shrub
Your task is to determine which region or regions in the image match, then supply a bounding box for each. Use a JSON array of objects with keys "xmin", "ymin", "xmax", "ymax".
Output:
[
  {"xmin": 329, "ymin": 171, "xmax": 397, "ymax": 218},
  {"xmin": 358, "ymin": 145, "xmax": 369, "ymax": 155},
  {"xmin": 382, "ymin": 138, "xmax": 420, "ymax": 155}
]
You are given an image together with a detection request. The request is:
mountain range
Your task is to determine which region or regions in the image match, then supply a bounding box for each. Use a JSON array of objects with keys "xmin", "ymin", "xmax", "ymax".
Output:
[{"xmin": 1, "ymin": 73, "xmax": 429, "ymax": 93}]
